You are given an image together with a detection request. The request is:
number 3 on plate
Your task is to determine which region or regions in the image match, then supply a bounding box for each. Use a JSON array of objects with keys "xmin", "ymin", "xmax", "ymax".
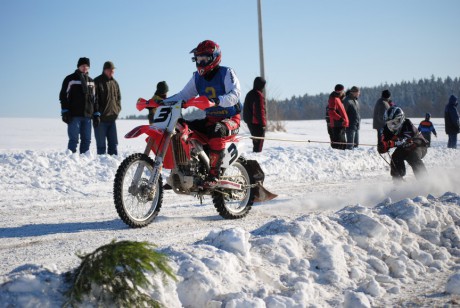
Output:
[{"xmin": 154, "ymin": 108, "xmax": 171, "ymax": 123}]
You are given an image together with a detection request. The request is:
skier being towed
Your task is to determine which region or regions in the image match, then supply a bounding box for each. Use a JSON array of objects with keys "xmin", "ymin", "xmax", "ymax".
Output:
[
  {"xmin": 164, "ymin": 40, "xmax": 242, "ymax": 189},
  {"xmin": 378, "ymin": 106, "xmax": 428, "ymax": 181}
]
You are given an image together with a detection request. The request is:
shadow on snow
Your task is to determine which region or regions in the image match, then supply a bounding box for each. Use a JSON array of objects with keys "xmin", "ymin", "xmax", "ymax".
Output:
[{"xmin": 0, "ymin": 219, "xmax": 125, "ymax": 238}]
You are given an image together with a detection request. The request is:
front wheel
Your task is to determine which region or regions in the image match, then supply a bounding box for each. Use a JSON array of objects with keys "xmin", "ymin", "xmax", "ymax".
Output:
[
  {"xmin": 213, "ymin": 157, "xmax": 255, "ymax": 219},
  {"xmin": 113, "ymin": 153, "xmax": 163, "ymax": 228}
]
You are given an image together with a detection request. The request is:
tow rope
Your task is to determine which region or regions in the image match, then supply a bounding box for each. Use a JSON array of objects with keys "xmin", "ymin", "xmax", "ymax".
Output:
[{"xmin": 248, "ymin": 136, "xmax": 377, "ymax": 147}]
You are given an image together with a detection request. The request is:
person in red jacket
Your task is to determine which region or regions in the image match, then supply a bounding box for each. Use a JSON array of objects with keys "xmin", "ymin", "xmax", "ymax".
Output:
[
  {"xmin": 328, "ymin": 84, "xmax": 349, "ymax": 149},
  {"xmin": 243, "ymin": 77, "xmax": 267, "ymax": 152}
]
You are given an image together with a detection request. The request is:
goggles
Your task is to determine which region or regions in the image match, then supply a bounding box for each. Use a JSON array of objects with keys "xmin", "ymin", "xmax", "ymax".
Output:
[
  {"xmin": 386, "ymin": 118, "xmax": 403, "ymax": 132},
  {"xmin": 192, "ymin": 54, "xmax": 213, "ymax": 66}
]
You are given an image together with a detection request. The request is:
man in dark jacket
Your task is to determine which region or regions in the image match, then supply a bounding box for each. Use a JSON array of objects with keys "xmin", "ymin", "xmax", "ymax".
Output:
[
  {"xmin": 373, "ymin": 89, "xmax": 392, "ymax": 141},
  {"xmin": 94, "ymin": 61, "xmax": 122, "ymax": 155},
  {"xmin": 378, "ymin": 106, "xmax": 428, "ymax": 181},
  {"xmin": 243, "ymin": 77, "xmax": 267, "ymax": 152},
  {"xmin": 343, "ymin": 86, "xmax": 361, "ymax": 149},
  {"xmin": 418, "ymin": 113, "xmax": 437, "ymax": 147},
  {"xmin": 59, "ymin": 57, "xmax": 97, "ymax": 153},
  {"xmin": 445, "ymin": 95, "xmax": 459, "ymax": 149},
  {"xmin": 327, "ymin": 84, "xmax": 349, "ymax": 150}
]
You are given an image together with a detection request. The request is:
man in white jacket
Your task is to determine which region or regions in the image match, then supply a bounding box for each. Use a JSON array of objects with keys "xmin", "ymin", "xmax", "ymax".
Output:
[{"xmin": 165, "ymin": 40, "xmax": 242, "ymax": 188}]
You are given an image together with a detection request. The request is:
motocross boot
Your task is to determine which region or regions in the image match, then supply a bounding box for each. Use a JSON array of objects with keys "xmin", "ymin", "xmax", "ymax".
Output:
[{"xmin": 202, "ymin": 150, "xmax": 224, "ymax": 189}]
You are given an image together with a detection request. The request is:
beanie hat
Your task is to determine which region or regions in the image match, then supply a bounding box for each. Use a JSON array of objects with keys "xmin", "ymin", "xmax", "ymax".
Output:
[
  {"xmin": 103, "ymin": 61, "xmax": 115, "ymax": 70},
  {"xmin": 334, "ymin": 84, "xmax": 344, "ymax": 92},
  {"xmin": 350, "ymin": 86, "xmax": 360, "ymax": 92},
  {"xmin": 77, "ymin": 57, "xmax": 90, "ymax": 68},
  {"xmin": 253, "ymin": 76, "xmax": 266, "ymax": 91},
  {"xmin": 382, "ymin": 89, "xmax": 391, "ymax": 99},
  {"xmin": 155, "ymin": 81, "xmax": 169, "ymax": 95}
]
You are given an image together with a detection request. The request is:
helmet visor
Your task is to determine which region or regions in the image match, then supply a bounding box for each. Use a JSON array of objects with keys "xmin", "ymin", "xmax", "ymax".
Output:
[{"xmin": 387, "ymin": 118, "xmax": 403, "ymax": 133}]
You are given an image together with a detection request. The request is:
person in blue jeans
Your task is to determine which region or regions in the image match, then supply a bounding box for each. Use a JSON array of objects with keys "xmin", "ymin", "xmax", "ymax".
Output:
[
  {"xmin": 94, "ymin": 61, "xmax": 122, "ymax": 155},
  {"xmin": 59, "ymin": 57, "xmax": 97, "ymax": 153},
  {"xmin": 445, "ymin": 95, "xmax": 459, "ymax": 149},
  {"xmin": 343, "ymin": 86, "xmax": 361, "ymax": 149}
]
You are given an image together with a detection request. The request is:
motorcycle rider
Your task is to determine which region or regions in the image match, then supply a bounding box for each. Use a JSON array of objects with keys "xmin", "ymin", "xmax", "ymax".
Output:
[
  {"xmin": 164, "ymin": 40, "xmax": 242, "ymax": 188},
  {"xmin": 378, "ymin": 106, "xmax": 428, "ymax": 181}
]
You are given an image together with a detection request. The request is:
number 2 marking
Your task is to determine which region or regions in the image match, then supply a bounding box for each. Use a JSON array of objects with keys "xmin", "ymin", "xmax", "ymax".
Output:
[
  {"xmin": 228, "ymin": 143, "xmax": 238, "ymax": 165},
  {"xmin": 205, "ymin": 87, "xmax": 217, "ymax": 99},
  {"xmin": 154, "ymin": 108, "xmax": 171, "ymax": 123}
]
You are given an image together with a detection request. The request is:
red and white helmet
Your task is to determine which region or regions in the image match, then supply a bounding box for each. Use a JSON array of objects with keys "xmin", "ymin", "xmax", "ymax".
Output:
[{"xmin": 191, "ymin": 40, "xmax": 221, "ymax": 76}]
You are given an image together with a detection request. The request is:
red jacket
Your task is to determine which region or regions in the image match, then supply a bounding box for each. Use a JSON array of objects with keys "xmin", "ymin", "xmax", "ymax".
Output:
[
  {"xmin": 328, "ymin": 93, "xmax": 349, "ymax": 128},
  {"xmin": 243, "ymin": 89, "xmax": 267, "ymax": 126}
]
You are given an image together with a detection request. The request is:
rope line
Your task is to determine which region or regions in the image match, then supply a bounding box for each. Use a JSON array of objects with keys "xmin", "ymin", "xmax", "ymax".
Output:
[{"xmin": 247, "ymin": 136, "xmax": 377, "ymax": 147}]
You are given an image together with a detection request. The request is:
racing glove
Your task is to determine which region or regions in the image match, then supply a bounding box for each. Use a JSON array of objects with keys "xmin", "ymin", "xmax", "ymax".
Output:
[
  {"xmin": 210, "ymin": 97, "xmax": 220, "ymax": 106},
  {"xmin": 395, "ymin": 138, "xmax": 407, "ymax": 147}
]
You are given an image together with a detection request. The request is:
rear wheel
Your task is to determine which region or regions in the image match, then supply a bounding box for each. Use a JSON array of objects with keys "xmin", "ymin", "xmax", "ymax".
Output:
[
  {"xmin": 113, "ymin": 153, "xmax": 163, "ymax": 228},
  {"xmin": 212, "ymin": 157, "xmax": 254, "ymax": 219}
]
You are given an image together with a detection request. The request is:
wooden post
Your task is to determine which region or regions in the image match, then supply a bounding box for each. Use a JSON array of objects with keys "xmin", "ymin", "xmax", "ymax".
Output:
[{"xmin": 257, "ymin": 0, "xmax": 267, "ymax": 119}]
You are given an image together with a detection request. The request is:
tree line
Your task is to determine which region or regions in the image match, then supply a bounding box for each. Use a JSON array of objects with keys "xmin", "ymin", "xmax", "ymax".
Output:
[
  {"xmin": 267, "ymin": 75, "xmax": 460, "ymax": 120},
  {"xmin": 123, "ymin": 75, "xmax": 460, "ymax": 121}
]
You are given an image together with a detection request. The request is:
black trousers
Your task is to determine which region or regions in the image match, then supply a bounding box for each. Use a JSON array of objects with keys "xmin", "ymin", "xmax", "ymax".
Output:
[
  {"xmin": 247, "ymin": 123, "xmax": 265, "ymax": 152},
  {"xmin": 391, "ymin": 146, "xmax": 427, "ymax": 179},
  {"xmin": 331, "ymin": 127, "xmax": 346, "ymax": 150},
  {"xmin": 421, "ymin": 132, "xmax": 431, "ymax": 147}
]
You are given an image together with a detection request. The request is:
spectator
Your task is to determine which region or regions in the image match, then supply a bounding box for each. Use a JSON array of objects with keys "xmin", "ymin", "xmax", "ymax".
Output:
[
  {"xmin": 148, "ymin": 81, "xmax": 169, "ymax": 124},
  {"xmin": 373, "ymin": 89, "xmax": 392, "ymax": 141},
  {"xmin": 59, "ymin": 57, "xmax": 97, "ymax": 154},
  {"xmin": 418, "ymin": 113, "xmax": 437, "ymax": 147},
  {"xmin": 445, "ymin": 95, "xmax": 459, "ymax": 149},
  {"xmin": 325, "ymin": 104, "xmax": 332, "ymax": 143},
  {"xmin": 343, "ymin": 86, "xmax": 361, "ymax": 149},
  {"xmin": 94, "ymin": 61, "xmax": 122, "ymax": 155},
  {"xmin": 327, "ymin": 84, "xmax": 349, "ymax": 150},
  {"xmin": 243, "ymin": 77, "xmax": 267, "ymax": 152},
  {"xmin": 378, "ymin": 106, "xmax": 428, "ymax": 181}
]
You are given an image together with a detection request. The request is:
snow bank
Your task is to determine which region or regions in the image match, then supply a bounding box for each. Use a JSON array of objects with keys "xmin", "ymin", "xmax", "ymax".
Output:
[
  {"xmin": 2, "ymin": 144, "xmax": 458, "ymax": 208},
  {"xmin": 2, "ymin": 192, "xmax": 459, "ymax": 307}
]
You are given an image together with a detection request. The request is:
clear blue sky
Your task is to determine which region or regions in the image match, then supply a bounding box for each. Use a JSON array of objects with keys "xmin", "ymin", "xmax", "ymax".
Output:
[{"xmin": 0, "ymin": 0, "xmax": 459, "ymax": 118}]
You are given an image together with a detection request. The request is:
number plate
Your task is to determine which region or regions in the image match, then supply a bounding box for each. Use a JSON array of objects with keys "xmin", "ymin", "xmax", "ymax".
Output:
[
  {"xmin": 221, "ymin": 142, "xmax": 241, "ymax": 168},
  {"xmin": 152, "ymin": 106, "xmax": 173, "ymax": 129}
]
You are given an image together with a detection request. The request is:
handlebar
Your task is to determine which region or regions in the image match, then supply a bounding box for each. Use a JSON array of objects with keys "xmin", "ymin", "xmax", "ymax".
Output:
[{"xmin": 136, "ymin": 96, "xmax": 215, "ymax": 112}]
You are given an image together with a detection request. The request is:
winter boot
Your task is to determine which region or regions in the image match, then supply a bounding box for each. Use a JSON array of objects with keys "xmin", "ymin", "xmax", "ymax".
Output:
[{"xmin": 202, "ymin": 150, "xmax": 224, "ymax": 189}]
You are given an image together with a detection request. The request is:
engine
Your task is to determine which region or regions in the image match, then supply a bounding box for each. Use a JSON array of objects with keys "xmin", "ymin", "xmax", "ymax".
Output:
[{"xmin": 166, "ymin": 134, "xmax": 209, "ymax": 194}]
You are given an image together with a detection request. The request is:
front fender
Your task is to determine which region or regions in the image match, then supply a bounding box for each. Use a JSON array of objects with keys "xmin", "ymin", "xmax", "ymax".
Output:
[{"xmin": 125, "ymin": 125, "xmax": 164, "ymax": 139}]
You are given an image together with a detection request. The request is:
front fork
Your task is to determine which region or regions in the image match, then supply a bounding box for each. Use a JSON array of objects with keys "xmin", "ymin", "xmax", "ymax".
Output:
[{"xmin": 129, "ymin": 132, "xmax": 173, "ymax": 195}]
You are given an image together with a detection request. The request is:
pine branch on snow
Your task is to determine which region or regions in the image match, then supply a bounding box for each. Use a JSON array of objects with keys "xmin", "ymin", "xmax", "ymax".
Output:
[{"xmin": 63, "ymin": 240, "xmax": 176, "ymax": 307}]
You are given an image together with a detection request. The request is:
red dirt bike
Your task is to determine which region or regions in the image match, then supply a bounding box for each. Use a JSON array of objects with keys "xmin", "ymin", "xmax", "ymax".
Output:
[{"xmin": 113, "ymin": 96, "xmax": 276, "ymax": 228}]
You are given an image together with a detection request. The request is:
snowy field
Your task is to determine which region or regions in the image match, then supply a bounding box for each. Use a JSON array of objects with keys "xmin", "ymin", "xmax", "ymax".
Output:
[{"xmin": 0, "ymin": 117, "xmax": 460, "ymax": 307}]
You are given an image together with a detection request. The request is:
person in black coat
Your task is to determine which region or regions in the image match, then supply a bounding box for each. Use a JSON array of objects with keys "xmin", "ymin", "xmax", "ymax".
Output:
[
  {"xmin": 94, "ymin": 61, "xmax": 122, "ymax": 155},
  {"xmin": 243, "ymin": 77, "xmax": 267, "ymax": 152},
  {"xmin": 378, "ymin": 107, "xmax": 428, "ymax": 181},
  {"xmin": 59, "ymin": 57, "xmax": 97, "ymax": 153},
  {"xmin": 343, "ymin": 86, "xmax": 361, "ymax": 149},
  {"xmin": 444, "ymin": 95, "xmax": 459, "ymax": 149}
]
